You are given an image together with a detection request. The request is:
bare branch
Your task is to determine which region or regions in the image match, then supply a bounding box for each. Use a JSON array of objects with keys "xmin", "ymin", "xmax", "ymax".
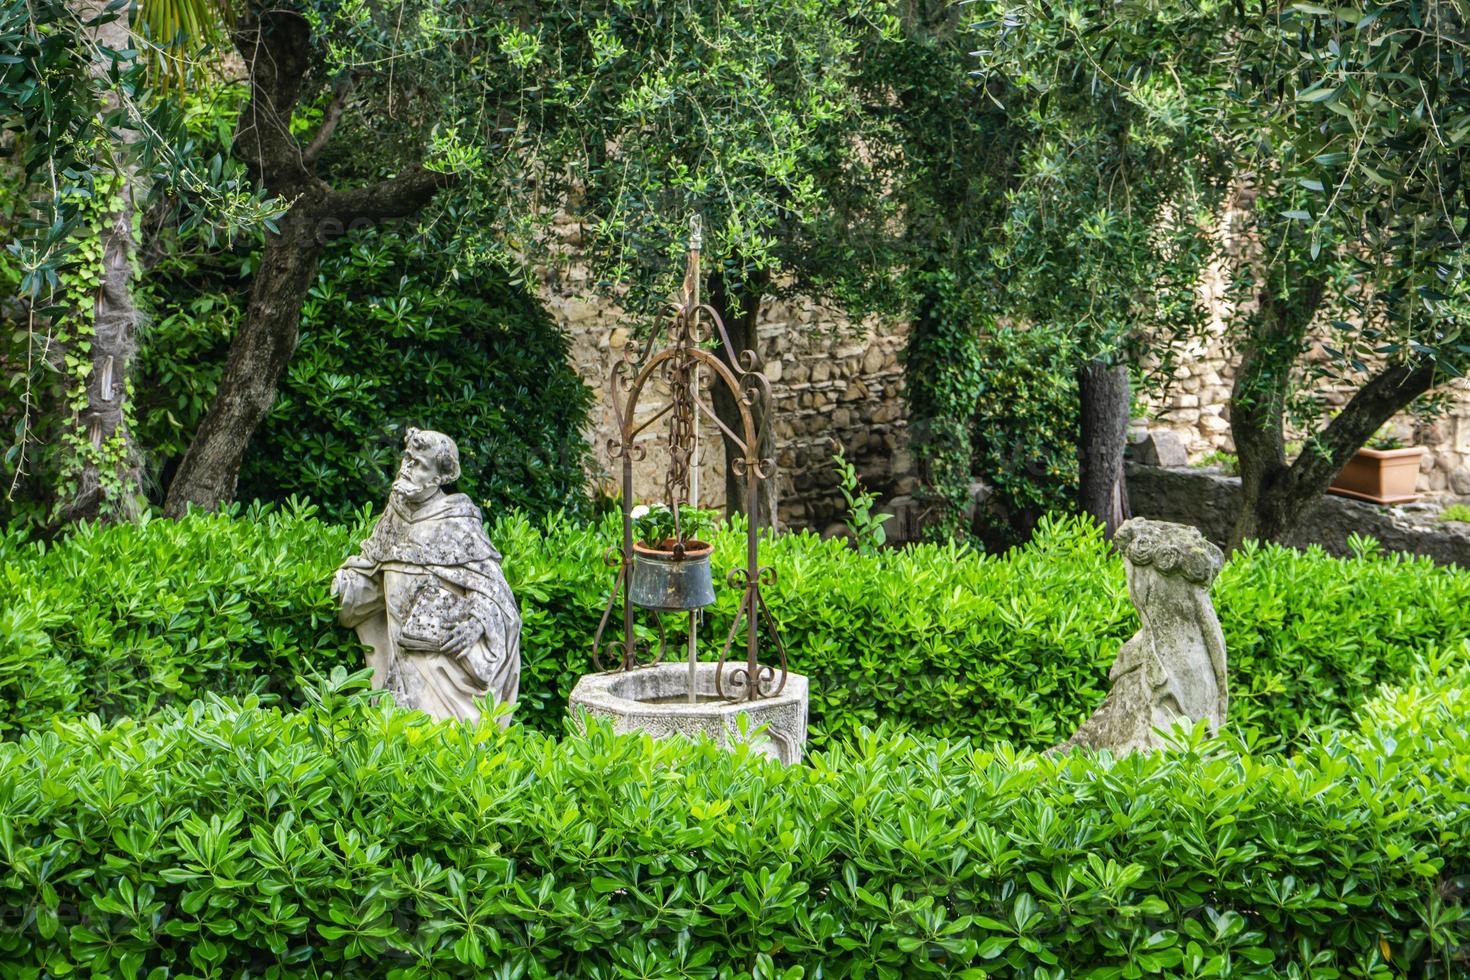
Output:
[{"xmin": 302, "ymin": 78, "xmax": 355, "ymax": 167}]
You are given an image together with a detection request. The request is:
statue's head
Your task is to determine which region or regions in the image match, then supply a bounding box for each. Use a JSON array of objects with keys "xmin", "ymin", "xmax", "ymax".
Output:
[
  {"xmin": 1114, "ymin": 518, "xmax": 1223, "ymax": 622},
  {"xmin": 393, "ymin": 428, "xmax": 460, "ymax": 505},
  {"xmin": 1115, "ymin": 518, "xmax": 1222, "ymax": 585}
]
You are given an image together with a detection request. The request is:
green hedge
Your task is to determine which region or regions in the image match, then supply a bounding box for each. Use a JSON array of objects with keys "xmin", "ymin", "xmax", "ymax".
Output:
[
  {"xmin": 134, "ymin": 229, "xmax": 593, "ymax": 524},
  {"xmin": 0, "ymin": 664, "xmax": 1466, "ymax": 976},
  {"xmin": 4, "ymin": 507, "xmax": 1470, "ymax": 749}
]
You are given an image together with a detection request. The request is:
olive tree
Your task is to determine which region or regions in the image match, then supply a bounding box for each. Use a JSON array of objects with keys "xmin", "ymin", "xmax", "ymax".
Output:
[
  {"xmin": 138, "ymin": 0, "xmax": 896, "ymax": 520},
  {"xmin": 970, "ymin": 1, "xmax": 1227, "ymax": 539},
  {"xmin": 972, "ymin": 0, "xmax": 1470, "ymax": 546}
]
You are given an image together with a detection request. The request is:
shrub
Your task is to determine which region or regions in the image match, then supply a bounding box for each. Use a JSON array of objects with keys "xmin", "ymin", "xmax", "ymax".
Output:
[
  {"xmin": 134, "ymin": 229, "xmax": 594, "ymax": 522},
  {"xmin": 7, "ymin": 508, "xmax": 1470, "ymax": 751},
  {"xmin": 1440, "ymin": 503, "xmax": 1470, "ymax": 524},
  {"xmin": 0, "ymin": 662, "xmax": 1465, "ymax": 976},
  {"xmin": 965, "ymin": 325, "xmax": 1080, "ymax": 547}
]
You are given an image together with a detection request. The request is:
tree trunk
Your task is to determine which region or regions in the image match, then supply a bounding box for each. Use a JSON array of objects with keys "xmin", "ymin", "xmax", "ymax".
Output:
[
  {"xmin": 161, "ymin": 8, "xmax": 454, "ymax": 515},
  {"xmin": 163, "ymin": 206, "xmax": 324, "ymax": 515},
  {"xmin": 706, "ymin": 266, "xmax": 777, "ymax": 530},
  {"xmin": 1076, "ymin": 358, "xmax": 1131, "ymax": 539},
  {"xmin": 1230, "ymin": 356, "xmax": 1439, "ymax": 548},
  {"xmin": 60, "ymin": 0, "xmax": 143, "ymax": 524},
  {"xmin": 1229, "ymin": 278, "xmax": 1438, "ymax": 547}
]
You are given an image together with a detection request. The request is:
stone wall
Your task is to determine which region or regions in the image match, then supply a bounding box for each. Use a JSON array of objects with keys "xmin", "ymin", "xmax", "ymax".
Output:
[
  {"xmin": 541, "ymin": 221, "xmax": 1470, "ymax": 526},
  {"xmin": 539, "ymin": 269, "xmax": 914, "ymax": 531},
  {"xmin": 1128, "ymin": 463, "xmax": 1470, "ymax": 567}
]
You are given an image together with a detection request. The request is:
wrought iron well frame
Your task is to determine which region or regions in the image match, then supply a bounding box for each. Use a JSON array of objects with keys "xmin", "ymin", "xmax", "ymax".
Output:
[{"xmin": 590, "ymin": 220, "xmax": 788, "ymax": 702}]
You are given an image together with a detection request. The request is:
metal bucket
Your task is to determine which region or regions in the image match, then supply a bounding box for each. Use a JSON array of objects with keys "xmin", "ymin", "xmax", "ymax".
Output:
[{"xmin": 630, "ymin": 540, "xmax": 716, "ymax": 611}]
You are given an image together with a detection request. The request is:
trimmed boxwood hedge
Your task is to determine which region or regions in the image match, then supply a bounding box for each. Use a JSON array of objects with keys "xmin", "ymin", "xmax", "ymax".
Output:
[
  {"xmin": 4, "ymin": 505, "xmax": 1470, "ymax": 748},
  {"xmin": 0, "ymin": 663, "xmax": 1466, "ymax": 977}
]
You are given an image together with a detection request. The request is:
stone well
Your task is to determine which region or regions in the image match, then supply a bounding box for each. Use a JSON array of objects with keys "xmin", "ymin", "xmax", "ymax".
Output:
[{"xmin": 568, "ymin": 662, "xmax": 809, "ymax": 766}]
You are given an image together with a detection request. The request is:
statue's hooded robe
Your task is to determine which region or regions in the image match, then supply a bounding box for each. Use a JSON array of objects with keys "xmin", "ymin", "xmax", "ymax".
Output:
[{"xmin": 335, "ymin": 492, "xmax": 520, "ymax": 724}]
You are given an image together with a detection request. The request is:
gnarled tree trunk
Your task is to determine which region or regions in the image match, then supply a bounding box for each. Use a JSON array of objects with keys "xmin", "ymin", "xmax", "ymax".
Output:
[
  {"xmin": 164, "ymin": 205, "xmax": 325, "ymax": 512},
  {"xmin": 1229, "ymin": 278, "xmax": 1438, "ymax": 548},
  {"xmin": 163, "ymin": 9, "xmax": 452, "ymax": 516}
]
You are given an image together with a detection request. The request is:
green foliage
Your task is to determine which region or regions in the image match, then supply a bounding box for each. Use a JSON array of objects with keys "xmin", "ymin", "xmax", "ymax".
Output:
[
  {"xmin": 631, "ymin": 504, "xmax": 717, "ymax": 550},
  {"xmin": 1439, "ymin": 504, "xmax": 1470, "ymax": 525},
  {"xmin": 9, "ymin": 509, "xmax": 1470, "ymax": 755},
  {"xmin": 903, "ymin": 288, "xmax": 1080, "ymax": 551},
  {"xmin": 1194, "ymin": 450, "xmax": 1239, "ymax": 476},
  {"xmin": 1, "ymin": 660, "xmax": 1467, "ymax": 975},
  {"xmin": 967, "ymin": 325, "xmax": 1079, "ymax": 547},
  {"xmin": 832, "ymin": 446, "xmax": 891, "ymax": 555},
  {"xmin": 135, "ymin": 230, "xmax": 593, "ymax": 522},
  {"xmin": 901, "ymin": 271, "xmax": 986, "ymax": 542},
  {"xmin": 970, "ymin": 0, "xmax": 1223, "ymax": 383},
  {"xmin": 1368, "ymin": 424, "xmax": 1406, "ymax": 452}
]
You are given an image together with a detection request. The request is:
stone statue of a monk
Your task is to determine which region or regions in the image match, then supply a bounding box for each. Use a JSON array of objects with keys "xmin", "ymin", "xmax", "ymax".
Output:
[
  {"xmin": 331, "ymin": 429, "xmax": 521, "ymax": 725},
  {"xmin": 1054, "ymin": 518, "xmax": 1227, "ymax": 755}
]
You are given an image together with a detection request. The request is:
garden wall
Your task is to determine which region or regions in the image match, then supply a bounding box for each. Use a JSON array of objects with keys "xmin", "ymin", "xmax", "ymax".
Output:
[
  {"xmin": 1128, "ymin": 462, "xmax": 1470, "ymax": 567},
  {"xmin": 538, "ymin": 218, "xmax": 1470, "ymax": 529}
]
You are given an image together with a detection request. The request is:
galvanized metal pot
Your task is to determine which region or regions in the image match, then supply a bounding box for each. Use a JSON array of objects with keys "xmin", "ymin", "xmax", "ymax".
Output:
[{"xmin": 630, "ymin": 540, "xmax": 715, "ymax": 611}]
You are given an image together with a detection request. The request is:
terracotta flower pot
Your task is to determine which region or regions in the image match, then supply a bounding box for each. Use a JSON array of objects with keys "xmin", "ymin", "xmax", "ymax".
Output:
[{"xmin": 1327, "ymin": 447, "xmax": 1424, "ymax": 505}]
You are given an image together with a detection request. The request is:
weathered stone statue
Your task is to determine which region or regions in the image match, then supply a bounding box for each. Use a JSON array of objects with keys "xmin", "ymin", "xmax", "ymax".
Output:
[
  {"xmin": 1055, "ymin": 518, "xmax": 1227, "ymax": 755},
  {"xmin": 332, "ymin": 429, "xmax": 521, "ymax": 724}
]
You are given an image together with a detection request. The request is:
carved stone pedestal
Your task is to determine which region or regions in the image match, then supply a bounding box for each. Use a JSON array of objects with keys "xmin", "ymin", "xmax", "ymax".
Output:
[{"xmin": 568, "ymin": 663, "xmax": 809, "ymax": 766}]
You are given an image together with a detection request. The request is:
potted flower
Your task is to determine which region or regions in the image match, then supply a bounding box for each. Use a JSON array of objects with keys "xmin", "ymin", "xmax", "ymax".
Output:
[
  {"xmin": 627, "ymin": 504, "xmax": 717, "ymax": 611},
  {"xmin": 1328, "ymin": 426, "xmax": 1425, "ymax": 505}
]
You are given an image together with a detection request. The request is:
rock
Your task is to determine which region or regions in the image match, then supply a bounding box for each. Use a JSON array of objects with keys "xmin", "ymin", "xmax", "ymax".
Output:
[
  {"xmin": 1053, "ymin": 519, "xmax": 1227, "ymax": 756},
  {"xmin": 765, "ymin": 360, "xmax": 783, "ymax": 383},
  {"xmin": 1201, "ymin": 414, "xmax": 1231, "ymax": 434},
  {"xmin": 1126, "ymin": 462, "xmax": 1470, "ymax": 567},
  {"xmin": 1134, "ymin": 430, "xmax": 1190, "ymax": 468},
  {"xmin": 1452, "ymin": 466, "xmax": 1470, "ymax": 496},
  {"xmin": 863, "ymin": 345, "xmax": 885, "ymax": 374}
]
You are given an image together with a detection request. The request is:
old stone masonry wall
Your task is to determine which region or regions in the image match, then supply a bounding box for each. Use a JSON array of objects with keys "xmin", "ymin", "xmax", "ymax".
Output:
[
  {"xmin": 540, "ymin": 269, "xmax": 915, "ymax": 532},
  {"xmin": 541, "ymin": 235, "xmax": 1470, "ymax": 525}
]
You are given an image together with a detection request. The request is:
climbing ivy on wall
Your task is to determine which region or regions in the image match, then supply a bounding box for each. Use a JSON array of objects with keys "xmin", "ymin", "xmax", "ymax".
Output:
[
  {"xmin": 1, "ymin": 180, "xmax": 143, "ymax": 530},
  {"xmin": 904, "ymin": 266, "xmax": 1079, "ymax": 548}
]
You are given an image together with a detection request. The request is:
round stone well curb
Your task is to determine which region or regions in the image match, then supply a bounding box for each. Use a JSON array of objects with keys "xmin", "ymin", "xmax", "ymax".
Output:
[{"xmin": 568, "ymin": 662, "xmax": 809, "ymax": 766}]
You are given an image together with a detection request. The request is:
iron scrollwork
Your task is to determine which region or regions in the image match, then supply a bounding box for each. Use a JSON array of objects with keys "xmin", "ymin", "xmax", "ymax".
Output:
[{"xmin": 590, "ymin": 217, "xmax": 788, "ymax": 701}]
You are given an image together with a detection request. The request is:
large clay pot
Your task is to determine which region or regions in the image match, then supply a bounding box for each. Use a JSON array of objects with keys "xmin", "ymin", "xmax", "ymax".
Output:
[
  {"xmin": 629, "ymin": 539, "xmax": 716, "ymax": 611},
  {"xmin": 1328, "ymin": 446, "xmax": 1424, "ymax": 504}
]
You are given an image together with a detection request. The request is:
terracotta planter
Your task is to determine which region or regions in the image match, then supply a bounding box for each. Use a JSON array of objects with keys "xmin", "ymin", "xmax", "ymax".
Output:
[{"xmin": 1327, "ymin": 447, "xmax": 1424, "ymax": 505}]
